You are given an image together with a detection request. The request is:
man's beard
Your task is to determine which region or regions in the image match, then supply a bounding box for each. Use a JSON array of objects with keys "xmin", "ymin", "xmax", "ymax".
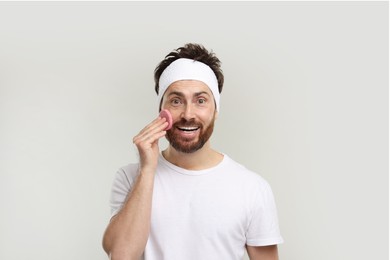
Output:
[{"xmin": 165, "ymin": 116, "xmax": 215, "ymax": 154}]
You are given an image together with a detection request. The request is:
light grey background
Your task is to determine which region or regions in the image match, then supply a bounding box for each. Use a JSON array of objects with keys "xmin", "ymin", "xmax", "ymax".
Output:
[{"xmin": 0, "ymin": 1, "xmax": 388, "ymax": 260}]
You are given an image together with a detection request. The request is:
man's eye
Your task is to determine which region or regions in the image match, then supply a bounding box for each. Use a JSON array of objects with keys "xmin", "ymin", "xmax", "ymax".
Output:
[
  {"xmin": 198, "ymin": 98, "xmax": 206, "ymax": 104},
  {"xmin": 171, "ymin": 98, "xmax": 181, "ymax": 105}
]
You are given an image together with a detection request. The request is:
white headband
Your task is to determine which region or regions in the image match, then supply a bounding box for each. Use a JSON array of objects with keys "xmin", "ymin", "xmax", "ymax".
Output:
[{"xmin": 158, "ymin": 58, "xmax": 220, "ymax": 111}]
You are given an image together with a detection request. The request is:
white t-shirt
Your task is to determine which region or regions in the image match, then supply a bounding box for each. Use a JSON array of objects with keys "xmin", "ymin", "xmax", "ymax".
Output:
[{"xmin": 110, "ymin": 154, "xmax": 283, "ymax": 260}]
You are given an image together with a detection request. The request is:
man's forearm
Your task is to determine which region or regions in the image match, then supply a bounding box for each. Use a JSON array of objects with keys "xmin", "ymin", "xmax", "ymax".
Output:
[{"xmin": 103, "ymin": 169, "xmax": 155, "ymax": 259}]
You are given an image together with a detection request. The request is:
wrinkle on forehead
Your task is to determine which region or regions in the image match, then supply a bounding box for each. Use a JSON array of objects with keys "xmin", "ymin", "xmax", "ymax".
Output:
[{"xmin": 164, "ymin": 80, "xmax": 214, "ymax": 99}]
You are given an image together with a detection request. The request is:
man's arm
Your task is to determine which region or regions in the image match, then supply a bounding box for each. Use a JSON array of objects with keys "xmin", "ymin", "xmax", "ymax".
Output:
[
  {"xmin": 246, "ymin": 245, "xmax": 279, "ymax": 260},
  {"xmin": 102, "ymin": 117, "xmax": 168, "ymax": 260}
]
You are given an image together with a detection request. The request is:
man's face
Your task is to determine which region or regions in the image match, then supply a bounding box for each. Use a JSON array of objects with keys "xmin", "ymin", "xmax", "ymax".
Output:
[{"xmin": 161, "ymin": 80, "xmax": 217, "ymax": 153}]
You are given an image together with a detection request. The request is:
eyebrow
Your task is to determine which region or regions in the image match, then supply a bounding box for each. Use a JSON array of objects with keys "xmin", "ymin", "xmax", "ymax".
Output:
[{"xmin": 167, "ymin": 91, "xmax": 211, "ymax": 98}]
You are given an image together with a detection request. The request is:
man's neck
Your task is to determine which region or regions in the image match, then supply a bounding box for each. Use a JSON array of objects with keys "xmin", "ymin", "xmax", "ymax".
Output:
[{"xmin": 162, "ymin": 143, "xmax": 223, "ymax": 171}]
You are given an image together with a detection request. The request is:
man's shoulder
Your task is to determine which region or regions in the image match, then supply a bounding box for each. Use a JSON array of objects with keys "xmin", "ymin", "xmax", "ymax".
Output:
[
  {"xmin": 116, "ymin": 162, "xmax": 140, "ymax": 183},
  {"xmin": 222, "ymin": 155, "xmax": 269, "ymax": 186}
]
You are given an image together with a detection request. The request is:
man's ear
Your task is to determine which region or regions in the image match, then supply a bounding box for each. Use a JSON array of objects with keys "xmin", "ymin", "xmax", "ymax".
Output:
[{"xmin": 214, "ymin": 110, "xmax": 219, "ymax": 119}]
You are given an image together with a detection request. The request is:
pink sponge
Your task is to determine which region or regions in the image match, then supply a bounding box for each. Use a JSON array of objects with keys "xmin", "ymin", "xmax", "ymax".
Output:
[{"xmin": 159, "ymin": 109, "xmax": 173, "ymax": 130}]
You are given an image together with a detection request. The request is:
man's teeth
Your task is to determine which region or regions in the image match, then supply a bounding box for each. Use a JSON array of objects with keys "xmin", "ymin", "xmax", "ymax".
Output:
[{"xmin": 178, "ymin": 126, "xmax": 199, "ymax": 131}]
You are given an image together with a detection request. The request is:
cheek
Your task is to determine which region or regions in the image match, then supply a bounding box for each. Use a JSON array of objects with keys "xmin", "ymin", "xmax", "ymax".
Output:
[
  {"xmin": 202, "ymin": 112, "xmax": 216, "ymax": 125},
  {"xmin": 169, "ymin": 111, "xmax": 181, "ymax": 121}
]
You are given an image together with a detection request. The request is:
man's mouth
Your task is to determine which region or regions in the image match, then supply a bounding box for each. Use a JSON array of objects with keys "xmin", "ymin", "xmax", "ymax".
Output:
[{"xmin": 177, "ymin": 126, "xmax": 200, "ymax": 132}]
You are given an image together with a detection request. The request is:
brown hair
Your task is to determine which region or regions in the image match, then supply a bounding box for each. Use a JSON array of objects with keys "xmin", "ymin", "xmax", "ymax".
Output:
[{"xmin": 154, "ymin": 43, "xmax": 224, "ymax": 95}]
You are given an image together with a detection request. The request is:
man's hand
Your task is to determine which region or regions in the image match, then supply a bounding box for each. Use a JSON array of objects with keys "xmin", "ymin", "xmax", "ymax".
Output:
[{"xmin": 133, "ymin": 116, "xmax": 168, "ymax": 171}]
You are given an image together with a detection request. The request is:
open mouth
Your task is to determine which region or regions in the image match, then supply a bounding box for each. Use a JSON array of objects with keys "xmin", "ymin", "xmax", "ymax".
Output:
[{"xmin": 177, "ymin": 126, "xmax": 200, "ymax": 132}]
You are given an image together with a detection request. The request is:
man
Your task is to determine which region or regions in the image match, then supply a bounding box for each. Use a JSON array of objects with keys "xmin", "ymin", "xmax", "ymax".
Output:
[{"xmin": 102, "ymin": 43, "xmax": 283, "ymax": 260}]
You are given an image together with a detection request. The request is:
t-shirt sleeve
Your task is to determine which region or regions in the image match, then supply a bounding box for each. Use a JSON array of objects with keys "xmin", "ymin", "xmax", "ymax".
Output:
[
  {"xmin": 246, "ymin": 180, "xmax": 284, "ymax": 246},
  {"xmin": 109, "ymin": 164, "xmax": 139, "ymax": 218}
]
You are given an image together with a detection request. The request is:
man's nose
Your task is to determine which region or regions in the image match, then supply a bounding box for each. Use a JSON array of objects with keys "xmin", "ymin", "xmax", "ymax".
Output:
[{"xmin": 180, "ymin": 103, "xmax": 195, "ymax": 121}]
